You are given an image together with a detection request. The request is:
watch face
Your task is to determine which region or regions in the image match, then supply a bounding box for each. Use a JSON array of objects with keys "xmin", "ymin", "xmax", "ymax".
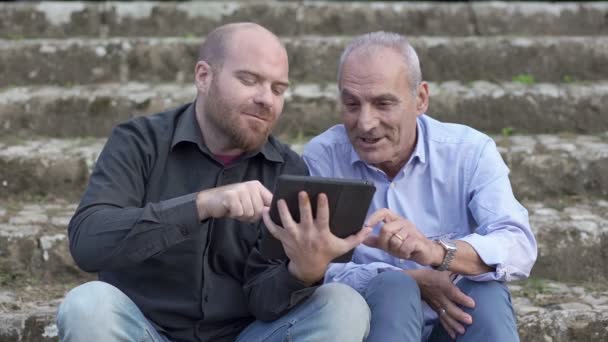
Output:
[{"xmin": 441, "ymin": 239, "xmax": 457, "ymax": 250}]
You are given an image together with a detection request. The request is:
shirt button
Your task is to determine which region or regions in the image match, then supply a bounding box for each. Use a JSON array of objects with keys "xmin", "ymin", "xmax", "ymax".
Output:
[
  {"xmin": 204, "ymin": 295, "xmax": 209, "ymax": 302},
  {"xmin": 390, "ymin": 182, "xmax": 396, "ymax": 188}
]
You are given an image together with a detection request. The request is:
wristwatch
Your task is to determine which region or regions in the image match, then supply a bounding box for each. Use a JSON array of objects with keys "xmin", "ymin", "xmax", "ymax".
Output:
[{"xmin": 434, "ymin": 239, "xmax": 457, "ymax": 271}]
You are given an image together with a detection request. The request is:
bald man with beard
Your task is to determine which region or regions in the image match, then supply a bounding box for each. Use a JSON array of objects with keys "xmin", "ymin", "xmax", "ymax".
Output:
[{"xmin": 57, "ymin": 23, "xmax": 371, "ymax": 342}]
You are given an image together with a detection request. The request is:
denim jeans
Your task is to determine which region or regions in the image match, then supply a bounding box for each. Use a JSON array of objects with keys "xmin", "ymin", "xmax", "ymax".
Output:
[
  {"xmin": 56, "ymin": 281, "xmax": 370, "ymax": 342},
  {"xmin": 362, "ymin": 271, "xmax": 519, "ymax": 342}
]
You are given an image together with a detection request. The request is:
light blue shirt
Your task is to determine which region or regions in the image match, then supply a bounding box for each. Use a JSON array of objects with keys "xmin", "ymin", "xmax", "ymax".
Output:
[{"xmin": 302, "ymin": 115, "xmax": 537, "ymax": 333}]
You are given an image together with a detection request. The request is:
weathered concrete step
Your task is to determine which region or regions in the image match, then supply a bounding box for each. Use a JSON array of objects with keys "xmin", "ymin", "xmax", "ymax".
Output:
[
  {"xmin": 524, "ymin": 199, "xmax": 608, "ymax": 283},
  {"xmin": 1, "ymin": 134, "xmax": 607, "ymax": 200},
  {"xmin": 1, "ymin": 1, "xmax": 606, "ymax": 39},
  {"xmin": 1, "ymin": 279, "xmax": 607, "ymax": 342},
  {"xmin": 0, "ymin": 138, "xmax": 103, "ymax": 200},
  {"xmin": 1, "ymin": 36, "xmax": 606, "ymax": 86},
  {"xmin": 0, "ymin": 200, "xmax": 93, "ymax": 286},
  {"xmin": 510, "ymin": 279, "xmax": 608, "ymax": 342},
  {"xmin": 0, "ymin": 292, "xmax": 59, "ymax": 342},
  {"xmin": 493, "ymin": 133, "xmax": 608, "ymax": 200},
  {"xmin": 0, "ymin": 194, "xmax": 606, "ymax": 284},
  {"xmin": 2, "ymin": 81, "xmax": 608, "ymax": 138}
]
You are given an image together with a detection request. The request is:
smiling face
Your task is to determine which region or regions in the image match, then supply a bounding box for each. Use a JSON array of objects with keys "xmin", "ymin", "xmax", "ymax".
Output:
[
  {"xmin": 195, "ymin": 26, "xmax": 289, "ymax": 154},
  {"xmin": 339, "ymin": 46, "xmax": 428, "ymax": 178}
]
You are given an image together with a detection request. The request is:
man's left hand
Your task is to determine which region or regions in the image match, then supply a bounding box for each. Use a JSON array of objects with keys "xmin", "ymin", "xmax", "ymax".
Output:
[{"xmin": 408, "ymin": 269, "xmax": 475, "ymax": 339}]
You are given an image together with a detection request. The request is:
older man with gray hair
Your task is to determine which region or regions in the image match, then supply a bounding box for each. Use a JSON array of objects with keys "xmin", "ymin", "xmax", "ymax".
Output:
[{"xmin": 303, "ymin": 31, "xmax": 537, "ymax": 341}]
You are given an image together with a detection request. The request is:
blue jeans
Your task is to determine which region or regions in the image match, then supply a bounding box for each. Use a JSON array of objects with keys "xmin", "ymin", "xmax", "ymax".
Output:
[
  {"xmin": 56, "ymin": 281, "xmax": 370, "ymax": 342},
  {"xmin": 363, "ymin": 271, "xmax": 519, "ymax": 342}
]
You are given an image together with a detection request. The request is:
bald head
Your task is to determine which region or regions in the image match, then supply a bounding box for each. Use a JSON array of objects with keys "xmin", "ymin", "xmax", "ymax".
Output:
[{"xmin": 198, "ymin": 23, "xmax": 284, "ymax": 69}]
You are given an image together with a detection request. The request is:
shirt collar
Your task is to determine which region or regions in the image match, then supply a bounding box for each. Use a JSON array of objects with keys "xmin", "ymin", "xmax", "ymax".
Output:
[
  {"xmin": 171, "ymin": 103, "xmax": 206, "ymax": 152},
  {"xmin": 250, "ymin": 136, "xmax": 284, "ymax": 163},
  {"xmin": 171, "ymin": 102, "xmax": 284, "ymax": 163},
  {"xmin": 349, "ymin": 116, "xmax": 427, "ymax": 168}
]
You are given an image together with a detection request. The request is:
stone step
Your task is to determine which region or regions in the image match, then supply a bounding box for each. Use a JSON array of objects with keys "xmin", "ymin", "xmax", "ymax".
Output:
[
  {"xmin": 0, "ymin": 194, "xmax": 606, "ymax": 284},
  {"xmin": 526, "ymin": 198, "xmax": 608, "ymax": 283},
  {"xmin": 0, "ymin": 138, "xmax": 102, "ymax": 200},
  {"xmin": 1, "ymin": 1, "xmax": 606, "ymax": 39},
  {"xmin": 0, "ymin": 200, "xmax": 93, "ymax": 287},
  {"xmin": 2, "ymin": 133, "xmax": 607, "ymax": 200},
  {"xmin": 2, "ymin": 81, "xmax": 607, "ymax": 139},
  {"xmin": 0, "ymin": 284, "xmax": 64, "ymax": 342},
  {"xmin": 1, "ymin": 36, "xmax": 606, "ymax": 86},
  {"xmin": 1, "ymin": 279, "xmax": 607, "ymax": 342},
  {"xmin": 511, "ymin": 279, "xmax": 608, "ymax": 342}
]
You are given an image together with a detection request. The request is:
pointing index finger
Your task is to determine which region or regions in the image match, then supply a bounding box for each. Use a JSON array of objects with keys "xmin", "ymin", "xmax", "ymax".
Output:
[
  {"xmin": 365, "ymin": 208, "xmax": 400, "ymax": 227},
  {"xmin": 259, "ymin": 185, "xmax": 273, "ymax": 206}
]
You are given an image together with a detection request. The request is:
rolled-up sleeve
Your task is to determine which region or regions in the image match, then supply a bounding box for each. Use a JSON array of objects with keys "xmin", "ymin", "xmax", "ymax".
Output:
[{"xmin": 459, "ymin": 139, "xmax": 537, "ymax": 282}]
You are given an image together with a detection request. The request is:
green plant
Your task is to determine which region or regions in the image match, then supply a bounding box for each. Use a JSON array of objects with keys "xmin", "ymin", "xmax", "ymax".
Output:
[
  {"xmin": 563, "ymin": 75, "xmax": 576, "ymax": 83},
  {"xmin": 512, "ymin": 74, "xmax": 535, "ymax": 85},
  {"xmin": 519, "ymin": 278, "xmax": 550, "ymax": 299},
  {"xmin": 6, "ymin": 34, "xmax": 24, "ymax": 40},
  {"xmin": 501, "ymin": 127, "xmax": 515, "ymax": 137}
]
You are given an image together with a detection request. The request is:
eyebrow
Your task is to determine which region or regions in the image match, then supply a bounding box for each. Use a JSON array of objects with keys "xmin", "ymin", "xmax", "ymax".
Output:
[
  {"xmin": 235, "ymin": 70, "xmax": 290, "ymax": 88},
  {"xmin": 374, "ymin": 94, "xmax": 399, "ymax": 102},
  {"xmin": 340, "ymin": 89, "xmax": 398, "ymax": 102},
  {"xmin": 340, "ymin": 89, "xmax": 356, "ymax": 99}
]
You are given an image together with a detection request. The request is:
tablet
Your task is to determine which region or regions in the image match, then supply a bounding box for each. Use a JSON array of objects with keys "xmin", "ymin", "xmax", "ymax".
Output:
[{"xmin": 260, "ymin": 174, "xmax": 376, "ymax": 263}]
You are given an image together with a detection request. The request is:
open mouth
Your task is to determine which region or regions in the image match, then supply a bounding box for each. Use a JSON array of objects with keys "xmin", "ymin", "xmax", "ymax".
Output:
[{"xmin": 359, "ymin": 137, "xmax": 382, "ymax": 145}]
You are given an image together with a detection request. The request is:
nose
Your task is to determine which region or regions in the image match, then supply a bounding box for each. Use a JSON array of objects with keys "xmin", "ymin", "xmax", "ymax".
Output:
[
  {"xmin": 253, "ymin": 84, "xmax": 274, "ymax": 109},
  {"xmin": 356, "ymin": 104, "xmax": 378, "ymax": 132}
]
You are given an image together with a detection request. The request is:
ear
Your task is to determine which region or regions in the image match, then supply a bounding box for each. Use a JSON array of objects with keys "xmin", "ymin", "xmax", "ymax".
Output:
[
  {"xmin": 415, "ymin": 81, "xmax": 429, "ymax": 117},
  {"xmin": 194, "ymin": 60, "xmax": 213, "ymax": 93}
]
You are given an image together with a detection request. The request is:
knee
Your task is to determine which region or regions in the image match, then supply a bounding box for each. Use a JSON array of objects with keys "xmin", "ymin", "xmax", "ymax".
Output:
[
  {"xmin": 461, "ymin": 279, "xmax": 512, "ymax": 313},
  {"xmin": 365, "ymin": 271, "xmax": 421, "ymax": 309},
  {"xmin": 459, "ymin": 280, "xmax": 517, "ymax": 334},
  {"xmin": 57, "ymin": 281, "xmax": 128, "ymax": 328},
  {"xmin": 368, "ymin": 270, "xmax": 420, "ymax": 296},
  {"xmin": 313, "ymin": 283, "xmax": 370, "ymax": 335}
]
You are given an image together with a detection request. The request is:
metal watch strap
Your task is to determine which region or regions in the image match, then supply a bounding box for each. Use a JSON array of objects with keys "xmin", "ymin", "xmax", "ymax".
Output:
[{"xmin": 435, "ymin": 239, "xmax": 457, "ymax": 271}]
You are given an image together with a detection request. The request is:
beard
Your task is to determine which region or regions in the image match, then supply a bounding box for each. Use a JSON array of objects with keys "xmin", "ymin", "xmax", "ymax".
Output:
[{"xmin": 203, "ymin": 80, "xmax": 276, "ymax": 152}]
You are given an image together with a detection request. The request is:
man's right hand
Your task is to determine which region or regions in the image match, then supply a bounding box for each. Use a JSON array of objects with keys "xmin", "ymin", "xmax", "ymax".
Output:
[
  {"xmin": 262, "ymin": 191, "xmax": 372, "ymax": 284},
  {"xmin": 196, "ymin": 181, "xmax": 273, "ymax": 222},
  {"xmin": 407, "ymin": 269, "xmax": 476, "ymax": 339}
]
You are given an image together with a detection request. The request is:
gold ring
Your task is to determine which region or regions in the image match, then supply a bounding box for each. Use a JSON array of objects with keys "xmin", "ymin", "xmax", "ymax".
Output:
[{"xmin": 392, "ymin": 233, "xmax": 404, "ymax": 242}]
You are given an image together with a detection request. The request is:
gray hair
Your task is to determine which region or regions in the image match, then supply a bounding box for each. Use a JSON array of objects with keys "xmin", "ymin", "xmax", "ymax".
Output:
[{"xmin": 337, "ymin": 32, "xmax": 422, "ymax": 94}]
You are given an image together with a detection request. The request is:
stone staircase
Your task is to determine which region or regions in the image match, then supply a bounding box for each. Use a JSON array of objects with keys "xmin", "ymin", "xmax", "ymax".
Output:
[{"xmin": 0, "ymin": 1, "xmax": 606, "ymax": 341}]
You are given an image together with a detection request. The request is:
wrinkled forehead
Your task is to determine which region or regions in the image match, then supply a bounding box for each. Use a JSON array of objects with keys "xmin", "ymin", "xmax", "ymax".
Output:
[
  {"xmin": 342, "ymin": 46, "xmax": 403, "ymax": 77},
  {"xmin": 340, "ymin": 47, "xmax": 407, "ymax": 95}
]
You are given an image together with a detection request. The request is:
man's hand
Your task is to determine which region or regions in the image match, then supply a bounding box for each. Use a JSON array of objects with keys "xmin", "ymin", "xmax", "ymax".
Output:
[
  {"xmin": 409, "ymin": 269, "xmax": 475, "ymax": 339},
  {"xmin": 262, "ymin": 191, "xmax": 372, "ymax": 284},
  {"xmin": 196, "ymin": 181, "xmax": 273, "ymax": 222},
  {"xmin": 363, "ymin": 208, "xmax": 444, "ymax": 267}
]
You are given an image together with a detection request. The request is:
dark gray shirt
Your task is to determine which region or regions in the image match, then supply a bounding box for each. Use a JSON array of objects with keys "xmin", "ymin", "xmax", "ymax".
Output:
[{"xmin": 68, "ymin": 103, "xmax": 315, "ymax": 342}]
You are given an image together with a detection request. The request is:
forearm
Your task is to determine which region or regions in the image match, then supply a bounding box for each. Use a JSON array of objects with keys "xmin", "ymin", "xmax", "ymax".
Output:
[
  {"xmin": 69, "ymin": 193, "xmax": 200, "ymax": 272},
  {"xmin": 458, "ymin": 228, "xmax": 537, "ymax": 281},
  {"xmin": 429, "ymin": 240, "xmax": 493, "ymax": 276}
]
